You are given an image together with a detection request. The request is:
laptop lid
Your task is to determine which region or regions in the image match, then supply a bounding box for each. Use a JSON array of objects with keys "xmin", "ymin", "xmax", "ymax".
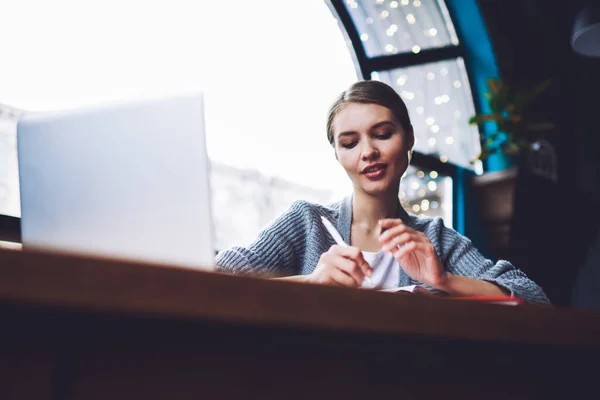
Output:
[{"xmin": 17, "ymin": 93, "xmax": 215, "ymax": 270}]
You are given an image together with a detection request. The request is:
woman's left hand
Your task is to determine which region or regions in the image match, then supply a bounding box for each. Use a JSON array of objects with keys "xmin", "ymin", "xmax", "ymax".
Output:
[{"xmin": 379, "ymin": 218, "xmax": 448, "ymax": 289}]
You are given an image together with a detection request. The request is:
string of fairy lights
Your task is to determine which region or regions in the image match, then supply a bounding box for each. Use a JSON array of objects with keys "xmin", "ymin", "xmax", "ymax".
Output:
[
  {"xmin": 399, "ymin": 165, "xmax": 452, "ymax": 224},
  {"xmin": 345, "ymin": 0, "xmax": 458, "ymax": 57}
]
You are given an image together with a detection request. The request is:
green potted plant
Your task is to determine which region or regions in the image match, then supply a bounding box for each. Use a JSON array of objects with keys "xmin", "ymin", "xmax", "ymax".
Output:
[
  {"xmin": 469, "ymin": 78, "xmax": 555, "ymax": 172},
  {"xmin": 469, "ymin": 78, "xmax": 556, "ymax": 259}
]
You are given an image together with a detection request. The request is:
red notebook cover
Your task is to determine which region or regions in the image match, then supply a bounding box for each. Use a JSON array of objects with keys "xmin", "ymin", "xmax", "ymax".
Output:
[{"xmin": 447, "ymin": 295, "xmax": 524, "ymax": 306}]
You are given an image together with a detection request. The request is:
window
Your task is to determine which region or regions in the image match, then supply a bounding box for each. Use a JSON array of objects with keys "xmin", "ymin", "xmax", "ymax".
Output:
[
  {"xmin": 401, "ymin": 165, "xmax": 452, "ymax": 226},
  {"xmin": 0, "ymin": 0, "xmax": 358, "ymax": 248},
  {"xmin": 345, "ymin": 0, "xmax": 458, "ymax": 57},
  {"xmin": 0, "ymin": 105, "xmax": 23, "ymax": 218},
  {"xmin": 372, "ymin": 58, "xmax": 480, "ymax": 168}
]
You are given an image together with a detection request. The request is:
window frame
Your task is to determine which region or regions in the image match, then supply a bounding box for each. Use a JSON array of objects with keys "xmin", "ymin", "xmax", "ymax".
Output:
[{"xmin": 0, "ymin": 215, "xmax": 20, "ymax": 243}]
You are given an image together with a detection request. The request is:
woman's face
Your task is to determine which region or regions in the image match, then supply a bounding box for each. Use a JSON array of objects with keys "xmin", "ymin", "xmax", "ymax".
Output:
[{"xmin": 332, "ymin": 102, "xmax": 413, "ymax": 197}]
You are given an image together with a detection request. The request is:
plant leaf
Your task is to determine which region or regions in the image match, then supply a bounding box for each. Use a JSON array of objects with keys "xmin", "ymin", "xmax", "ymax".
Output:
[
  {"xmin": 524, "ymin": 122, "xmax": 556, "ymax": 132},
  {"xmin": 487, "ymin": 78, "xmax": 505, "ymax": 95},
  {"xmin": 514, "ymin": 79, "xmax": 552, "ymax": 110},
  {"xmin": 469, "ymin": 114, "xmax": 503, "ymax": 124}
]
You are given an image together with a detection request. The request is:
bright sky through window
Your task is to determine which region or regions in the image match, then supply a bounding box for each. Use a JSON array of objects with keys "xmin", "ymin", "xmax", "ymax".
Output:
[{"xmin": 0, "ymin": 0, "xmax": 358, "ymax": 197}]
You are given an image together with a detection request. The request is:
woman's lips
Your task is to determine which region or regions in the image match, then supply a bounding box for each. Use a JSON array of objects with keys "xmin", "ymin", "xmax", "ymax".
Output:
[{"xmin": 363, "ymin": 165, "xmax": 387, "ymax": 180}]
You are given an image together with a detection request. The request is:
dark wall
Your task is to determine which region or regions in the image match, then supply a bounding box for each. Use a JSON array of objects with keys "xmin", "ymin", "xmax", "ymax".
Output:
[{"xmin": 477, "ymin": 0, "xmax": 600, "ymax": 307}]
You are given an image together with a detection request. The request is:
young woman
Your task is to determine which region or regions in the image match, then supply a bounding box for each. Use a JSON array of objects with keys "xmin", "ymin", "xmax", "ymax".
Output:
[{"xmin": 216, "ymin": 80, "xmax": 549, "ymax": 304}]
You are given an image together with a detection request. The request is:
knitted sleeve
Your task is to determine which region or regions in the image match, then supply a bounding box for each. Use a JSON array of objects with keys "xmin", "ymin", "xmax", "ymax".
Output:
[
  {"xmin": 215, "ymin": 200, "xmax": 314, "ymax": 277},
  {"xmin": 428, "ymin": 217, "xmax": 551, "ymax": 304}
]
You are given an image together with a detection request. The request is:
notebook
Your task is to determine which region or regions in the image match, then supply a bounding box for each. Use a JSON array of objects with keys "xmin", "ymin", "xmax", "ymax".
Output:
[{"xmin": 380, "ymin": 286, "xmax": 524, "ymax": 305}]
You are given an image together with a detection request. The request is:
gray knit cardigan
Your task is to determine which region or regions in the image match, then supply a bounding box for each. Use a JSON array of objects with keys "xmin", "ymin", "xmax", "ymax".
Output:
[{"xmin": 216, "ymin": 195, "xmax": 550, "ymax": 304}]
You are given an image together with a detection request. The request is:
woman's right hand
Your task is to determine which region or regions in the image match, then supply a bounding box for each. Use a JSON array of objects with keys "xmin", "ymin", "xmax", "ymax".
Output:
[{"xmin": 308, "ymin": 245, "xmax": 373, "ymax": 287}]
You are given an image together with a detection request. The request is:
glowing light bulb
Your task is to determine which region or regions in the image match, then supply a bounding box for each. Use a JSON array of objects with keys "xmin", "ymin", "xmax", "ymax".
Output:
[{"xmin": 400, "ymin": 90, "xmax": 415, "ymax": 100}]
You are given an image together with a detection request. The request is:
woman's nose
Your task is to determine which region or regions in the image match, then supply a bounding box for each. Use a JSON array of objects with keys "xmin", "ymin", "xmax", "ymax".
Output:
[{"xmin": 361, "ymin": 142, "xmax": 379, "ymax": 160}]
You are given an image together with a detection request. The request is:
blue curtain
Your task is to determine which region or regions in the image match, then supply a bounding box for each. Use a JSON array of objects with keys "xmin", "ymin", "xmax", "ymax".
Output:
[{"xmin": 446, "ymin": 0, "xmax": 499, "ymax": 257}]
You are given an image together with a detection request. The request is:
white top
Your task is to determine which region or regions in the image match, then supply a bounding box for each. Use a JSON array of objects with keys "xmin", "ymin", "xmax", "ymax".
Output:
[{"xmin": 360, "ymin": 250, "xmax": 400, "ymax": 290}]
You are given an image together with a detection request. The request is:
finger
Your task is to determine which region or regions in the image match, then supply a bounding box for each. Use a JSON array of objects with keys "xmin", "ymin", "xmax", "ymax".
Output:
[
  {"xmin": 324, "ymin": 252, "xmax": 365, "ymax": 285},
  {"xmin": 329, "ymin": 244, "xmax": 347, "ymax": 254},
  {"xmin": 379, "ymin": 224, "xmax": 415, "ymax": 243},
  {"xmin": 381, "ymin": 232, "xmax": 413, "ymax": 252},
  {"xmin": 350, "ymin": 253, "xmax": 374, "ymax": 278},
  {"xmin": 379, "ymin": 219, "xmax": 418, "ymax": 242},
  {"xmin": 378, "ymin": 218, "xmax": 403, "ymax": 231},
  {"xmin": 334, "ymin": 256, "xmax": 366, "ymax": 285},
  {"xmin": 334, "ymin": 246, "xmax": 373, "ymax": 277},
  {"xmin": 331, "ymin": 267, "xmax": 358, "ymax": 287},
  {"xmin": 392, "ymin": 241, "xmax": 435, "ymax": 261},
  {"xmin": 379, "ymin": 224, "xmax": 410, "ymax": 243},
  {"xmin": 392, "ymin": 240, "xmax": 419, "ymax": 261},
  {"xmin": 334, "ymin": 245, "xmax": 361, "ymax": 259},
  {"xmin": 323, "ymin": 251, "xmax": 355, "ymax": 272}
]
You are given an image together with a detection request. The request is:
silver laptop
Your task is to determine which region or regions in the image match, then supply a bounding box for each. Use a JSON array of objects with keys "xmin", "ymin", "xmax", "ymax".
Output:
[{"xmin": 16, "ymin": 93, "xmax": 216, "ymax": 270}]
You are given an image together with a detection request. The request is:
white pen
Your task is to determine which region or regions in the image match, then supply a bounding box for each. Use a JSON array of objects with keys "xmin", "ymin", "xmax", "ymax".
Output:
[{"xmin": 320, "ymin": 216, "xmax": 374, "ymax": 288}]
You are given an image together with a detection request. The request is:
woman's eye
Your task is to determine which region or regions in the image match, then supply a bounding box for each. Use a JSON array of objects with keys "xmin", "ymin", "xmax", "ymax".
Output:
[
  {"xmin": 375, "ymin": 131, "xmax": 392, "ymax": 139},
  {"xmin": 341, "ymin": 141, "xmax": 357, "ymax": 149}
]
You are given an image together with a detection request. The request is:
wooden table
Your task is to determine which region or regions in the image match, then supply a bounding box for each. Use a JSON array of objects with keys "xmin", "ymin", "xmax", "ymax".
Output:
[{"xmin": 1, "ymin": 248, "xmax": 599, "ymax": 399}]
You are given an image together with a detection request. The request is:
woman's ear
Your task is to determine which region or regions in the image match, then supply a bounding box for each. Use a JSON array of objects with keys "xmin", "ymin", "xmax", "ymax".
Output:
[
  {"xmin": 407, "ymin": 126, "xmax": 415, "ymax": 150},
  {"xmin": 406, "ymin": 127, "xmax": 415, "ymax": 164}
]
